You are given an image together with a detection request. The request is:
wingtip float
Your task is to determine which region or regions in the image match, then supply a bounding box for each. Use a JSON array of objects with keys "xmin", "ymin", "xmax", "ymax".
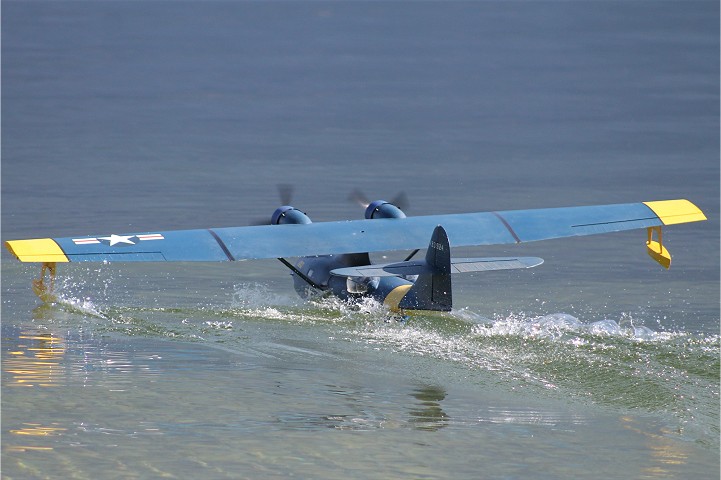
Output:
[
  {"xmin": 642, "ymin": 199, "xmax": 707, "ymax": 269},
  {"xmin": 4, "ymin": 198, "xmax": 707, "ymax": 311}
]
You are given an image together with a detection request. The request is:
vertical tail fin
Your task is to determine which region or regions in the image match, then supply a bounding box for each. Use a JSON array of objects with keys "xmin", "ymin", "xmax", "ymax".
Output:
[{"xmin": 399, "ymin": 225, "xmax": 452, "ymax": 311}]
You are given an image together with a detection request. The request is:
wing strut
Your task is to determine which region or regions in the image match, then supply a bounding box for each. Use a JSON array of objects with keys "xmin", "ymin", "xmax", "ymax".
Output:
[
  {"xmin": 403, "ymin": 249, "xmax": 420, "ymax": 262},
  {"xmin": 277, "ymin": 258, "xmax": 327, "ymax": 290}
]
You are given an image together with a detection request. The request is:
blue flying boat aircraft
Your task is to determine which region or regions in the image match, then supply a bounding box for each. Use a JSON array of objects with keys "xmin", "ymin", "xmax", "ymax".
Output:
[{"xmin": 4, "ymin": 196, "xmax": 707, "ymax": 312}]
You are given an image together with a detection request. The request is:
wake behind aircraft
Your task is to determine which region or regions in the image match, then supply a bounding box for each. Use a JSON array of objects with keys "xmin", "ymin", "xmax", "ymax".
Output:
[{"xmin": 4, "ymin": 195, "xmax": 707, "ymax": 312}]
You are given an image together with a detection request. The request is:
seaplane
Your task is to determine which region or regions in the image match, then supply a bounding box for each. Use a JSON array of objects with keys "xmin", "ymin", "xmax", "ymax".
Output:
[{"xmin": 4, "ymin": 193, "xmax": 707, "ymax": 312}]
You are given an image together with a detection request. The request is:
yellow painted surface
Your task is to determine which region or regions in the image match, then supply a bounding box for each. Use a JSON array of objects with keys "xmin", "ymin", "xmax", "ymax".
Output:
[
  {"xmin": 643, "ymin": 200, "xmax": 707, "ymax": 225},
  {"xmin": 4, "ymin": 239, "xmax": 69, "ymax": 263},
  {"xmin": 646, "ymin": 241, "xmax": 671, "ymax": 269},
  {"xmin": 383, "ymin": 284, "xmax": 412, "ymax": 311}
]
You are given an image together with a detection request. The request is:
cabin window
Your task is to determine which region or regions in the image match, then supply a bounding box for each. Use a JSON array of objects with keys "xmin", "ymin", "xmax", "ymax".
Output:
[{"xmin": 346, "ymin": 276, "xmax": 378, "ymax": 294}]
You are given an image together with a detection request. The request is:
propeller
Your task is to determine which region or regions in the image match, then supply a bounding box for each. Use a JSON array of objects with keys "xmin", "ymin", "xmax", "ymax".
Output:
[
  {"xmin": 248, "ymin": 184, "xmax": 297, "ymax": 225},
  {"xmin": 348, "ymin": 189, "xmax": 409, "ymax": 212},
  {"xmin": 278, "ymin": 183, "xmax": 294, "ymax": 206},
  {"xmin": 348, "ymin": 188, "xmax": 370, "ymax": 209},
  {"xmin": 390, "ymin": 191, "xmax": 409, "ymax": 212}
]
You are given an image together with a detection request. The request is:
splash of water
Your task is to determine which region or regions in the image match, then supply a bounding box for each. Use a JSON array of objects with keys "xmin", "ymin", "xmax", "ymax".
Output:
[{"xmin": 471, "ymin": 312, "xmax": 670, "ymax": 343}]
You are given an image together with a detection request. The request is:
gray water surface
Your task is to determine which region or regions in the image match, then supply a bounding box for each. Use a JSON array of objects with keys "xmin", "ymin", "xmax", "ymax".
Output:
[{"xmin": 2, "ymin": 2, "xmax": 718, "ymax": 478}]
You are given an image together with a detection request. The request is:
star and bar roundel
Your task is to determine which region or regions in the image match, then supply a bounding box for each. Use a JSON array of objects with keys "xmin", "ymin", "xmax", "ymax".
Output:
[{"xmin": 73, "ymin": 233, "xmax": 164, "ymax": 247}]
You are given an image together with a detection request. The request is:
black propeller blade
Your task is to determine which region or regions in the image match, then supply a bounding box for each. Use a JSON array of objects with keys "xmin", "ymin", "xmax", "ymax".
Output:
[
  {"xmin": 390, "ymin": 191, "xmax": 409, "ymax": 212},
  {"xmin": 249, "ymin": 184, "xmax": 297, "ymax": 225},
  {"xmin": 348, "ymin": 189, "xmax": 409, "ymax": 212},
  {"xmin": 348, "ymin": 189, "xmax": 371, "ymax": 209},
  {"xmin": 278, "ymin": 183, "xmax": 294, "ymax": 206}
]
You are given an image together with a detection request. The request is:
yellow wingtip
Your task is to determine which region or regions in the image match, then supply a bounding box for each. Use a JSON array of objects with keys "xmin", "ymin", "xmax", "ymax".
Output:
[
  {"xmin": 5, "ymin": 239, "xmax": 69, "ymax": 263},
  {"xmin": 643, "ymin": 199, "xmax": 707, "ymax": 225}
]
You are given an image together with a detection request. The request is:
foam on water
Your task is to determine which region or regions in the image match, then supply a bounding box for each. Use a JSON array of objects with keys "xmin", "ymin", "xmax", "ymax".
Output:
[
  {"xmin": 470, "ymin": 312, "xmax": 674, "ymax": 343},
  {"xmin": 344, "ymin": 307, "xmax": 719, "ymax": 444},
  {"xmin": 15, "ymin": 275, "xmax": 719, "ymax": 448}
]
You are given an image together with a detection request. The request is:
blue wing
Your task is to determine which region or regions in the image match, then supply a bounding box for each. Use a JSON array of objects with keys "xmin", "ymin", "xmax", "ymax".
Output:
[{"xmin": 4, "ymin": 200, "xmax": 706, "ymax": 263}]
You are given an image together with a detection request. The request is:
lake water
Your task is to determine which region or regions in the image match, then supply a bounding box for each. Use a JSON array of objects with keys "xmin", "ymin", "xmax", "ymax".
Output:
[{"xmin": 2, "ymin": 1, "xmax": 719, "ymax": 478}]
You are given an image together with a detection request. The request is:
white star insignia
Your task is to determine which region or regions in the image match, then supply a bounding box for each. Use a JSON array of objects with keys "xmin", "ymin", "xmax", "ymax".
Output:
[{"xmin": 99, "ymin": 234, "xmax": 137, "ymax": 246}]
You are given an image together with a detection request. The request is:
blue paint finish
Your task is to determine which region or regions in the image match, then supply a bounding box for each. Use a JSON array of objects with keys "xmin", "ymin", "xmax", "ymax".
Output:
[
  {"xmin": 67, "ymin": 252, "xmax": 167, "ymax": 262},
  {"xmin": 499, "ymin": 203, "xmax": 662, "ymax": 242},
  {"xmin": 214, "ymin": 212, "xmax": 515, "ymax": 260},
  {"xmin": 47, "ymin": 202, "xmax": 664, "ymax": 263},
  {"xmin": 55, "ymin": 229, "xmax": 229, "ymax": 262},
  {"xmin": 215, "ymin": 203, "xmax": 662, "ymax": 260},
  {"xmin": 372, "ymin": 276, "xmax": 413, "ymax": 305},
  {"xmin": 159, "ymin": 230, "xmax": 231, "ymax": 261}
]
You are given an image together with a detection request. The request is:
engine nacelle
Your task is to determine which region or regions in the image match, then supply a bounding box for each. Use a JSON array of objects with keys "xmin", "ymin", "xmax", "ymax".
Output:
[
  {"xmin": 364, "ymin": 200, "xmax": 407, "ymax": 219},
  {"xmin": 271, "ymin": 206, "xmax": 312, "ymax": 225}
]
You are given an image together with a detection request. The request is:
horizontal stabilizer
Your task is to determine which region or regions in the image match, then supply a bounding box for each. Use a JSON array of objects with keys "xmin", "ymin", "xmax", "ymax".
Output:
[
  {"xmin": 331, "ymin": 257, "xmax": 544, "ymax": 278},
  {"xmin": 450, "ymin": 256, "xmax": 544, "ymax": 273}
]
